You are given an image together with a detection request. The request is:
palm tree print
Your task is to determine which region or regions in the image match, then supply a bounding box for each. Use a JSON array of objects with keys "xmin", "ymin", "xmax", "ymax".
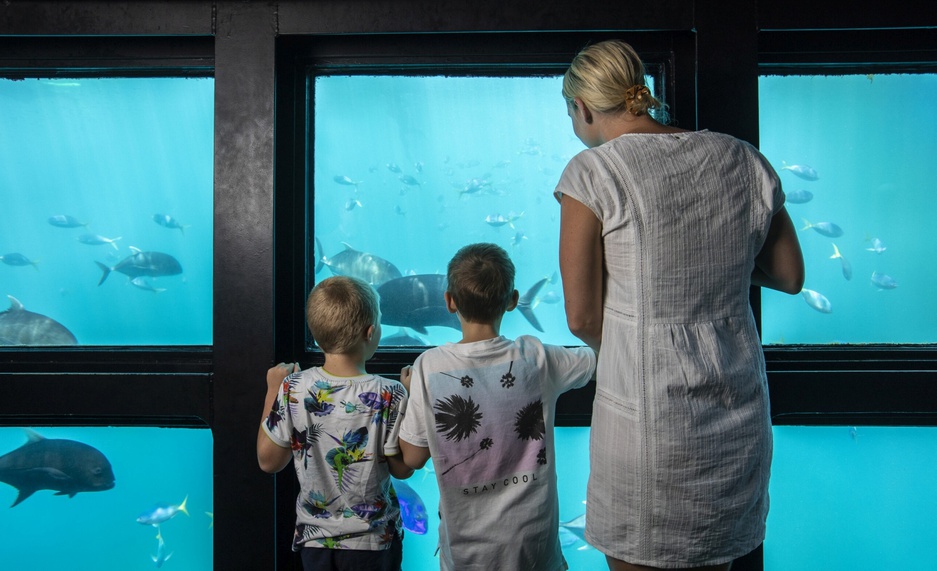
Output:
[
  {"xmin": 500, "ymin": 360, "xmax": 516, "ymax": 388},
  {"xmin": 439, "ymin": 371, "xmax": 474, "ymax": 388},
  {"xmin": 434, "ymin": 394, "xmax": 482, "ymax": 442},
  {"xmin": 441, "ymin": 436, "xmax": 495, "ymax": 476},
  {"xmin": 514, "ymin": 400, "xmax": 545, "ymax": 441}
]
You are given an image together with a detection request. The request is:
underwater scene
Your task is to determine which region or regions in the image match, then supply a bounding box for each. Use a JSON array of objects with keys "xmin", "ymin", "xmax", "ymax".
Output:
[
  {"xmin": 311, "ymin": 75, "xmax": 590, "ymax": 348},
  {"xmin": 0, "ymin": 77, "xmax": 214, "ymax": 346},
  {"xmin": 0, "ymin": 426, "xmax": 213, "ymax": 570},
  {"xmin": 759, "ymin": 73, "xmax": 937, "ymax": 344}
]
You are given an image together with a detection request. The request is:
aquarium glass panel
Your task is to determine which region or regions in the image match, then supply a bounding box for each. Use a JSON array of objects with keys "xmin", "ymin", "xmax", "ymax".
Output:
[
  {"xmin": 312, "ymin": 75, "xmax": 656, "ymax": 347},
  {"xmin": 0, "ymin": 77, "xmax": 214, "ymax": 346},
  {"xmin": 0, "ymin": 425, "xmax": 213, "ymax": 569},
  {"xmin": 759, "ymin": 74, "xmax": 937, "ymax": 344},
  {"xmin": 400, "ymin": 426, "xmax": 604, "ymax": 569},
  {"xmin": 766, "ymin": 425, "xmax": 937, "ymax": 569}
]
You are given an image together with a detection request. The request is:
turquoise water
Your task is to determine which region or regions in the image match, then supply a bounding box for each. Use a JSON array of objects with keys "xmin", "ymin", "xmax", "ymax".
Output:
[
  {"xmin": 759, "ymin": 74, "xmax": 937, "ymax": 344},
  {"xmin": 0, "ymin": 426, "xmax": 213, "ymax": 569},
  {"xmin": 0, "ymin": 77, "xmax": 214, "ymax": 346}
]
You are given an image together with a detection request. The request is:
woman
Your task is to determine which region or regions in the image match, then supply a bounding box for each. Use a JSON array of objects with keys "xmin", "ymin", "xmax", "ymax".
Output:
[{"xmin": 554, "ymin": 40, "xmax": 804, "ymax": 571}]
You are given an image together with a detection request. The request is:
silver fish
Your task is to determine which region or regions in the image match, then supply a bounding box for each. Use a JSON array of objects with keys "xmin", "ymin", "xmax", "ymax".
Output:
[
  {"xmin": 78, "ymin": 233, "xmax": 122, "ymax": 250},
  {"xmin": 786, "ymin": 189, "xmax": 814, "ymax": 204},
  {"xmin": 870, "ymin": 271, "xmax": 898, "ymax": 290},
  {"xmin": 315, "ymin": 239, "xmax": 402, "ymax": 287},
  {"xmin": 866, "ymin": 238, "xmax": 887, "ymax": 254},
  {"xmin": 333, "ymin": 175, "xmax": 362, "ymax": 188},
  {"xmin": 0, "ymin": 253, "xmax": 39, "ymax": 270},
  {"xmin": 830, "ymin": 244, "xmax": 852, "ymax": 280},
  {"xmin": 153, "ymin": 213, "xmax": 188, "ymax": 234},
  {"xmin": 48, "ymin": 214, "xmax": 88, "ymax": 228},
  {"xmin": 0, "ymin": 295, "xmax": 77, "ymax": 345},
  {"xmin": 801, "ymin": 288, "xmax": 832, "ymax": 313},
  {"xmin": 96, "ymin": 247, "xmax": 183, "ymax": 285},
  {"xmin": 781, "ymin": 162, "xmax": 819, "ymax": 181},
  {"xmin": 801, "ymin": 219, "xmax": 843, "ymax": 238}
]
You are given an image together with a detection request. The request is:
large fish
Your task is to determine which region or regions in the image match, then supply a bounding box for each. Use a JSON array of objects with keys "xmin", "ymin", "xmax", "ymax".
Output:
[
  {"xmin": 391, "ymin": 478, "xmax": 427, "ymax": 535},
  {"xmin": 47, "ymin": 214, "xmax": 88, "ymax": 228},
  {"xmin": 0, "ymin": 295, "xmax": 77, "ymax": 345},
  {"xmin": 315, "ymin": 239, "xmax": 402, "ymax": 287},
  {"xmin": 0, "ymin": 429, "xmax": 115, "ymax": 507},
  {"xmin": 377, "ymin": 274, "xmax": 546, "ymax": 334},
  {"xmin": 95, "ymin": 247, "xmax": 182, "ymax": 285}
]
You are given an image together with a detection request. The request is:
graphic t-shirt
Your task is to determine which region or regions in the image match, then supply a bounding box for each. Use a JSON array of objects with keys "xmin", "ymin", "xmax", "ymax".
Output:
[
  {"xmin": 262, "ymin": 367, "xmax": 408, "ymax": 551},
  {"xmin": 398, "ymin": 336, "xmax": 595, "ymax": 571}
]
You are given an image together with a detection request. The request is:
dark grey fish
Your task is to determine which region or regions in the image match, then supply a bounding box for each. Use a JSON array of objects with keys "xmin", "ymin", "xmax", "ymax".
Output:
[
  {"xmin": 48, "ymin": 214, "xmax": 88, "ymax": 228},
  {"xmin": 0, "ymin": 295, "xmax": 77, "ymax": 345},
  {"xmin": 316, "ymin": 239, "xmax": 402, "ymax": 287},
  {"xmin": 96, "ymin": 248, "xmax": 183, "ymax": 285},
  {"xmin": 786, "ymin": 189, "xmax": 813, "ymax": 204},
  {"xmin": 377, "ymin": 274, "xmax": 545, "ymax": 334},
  {"xmin": 378, "ymin": 274, "xmax": 457, "ymax": 334},
  {"xmin": 0, "ymin": 430, "xmax": 114, "ymax": 507},
  {"xmin": 0, "ymin": 253, "xmax": 39, "ymax": 270}
]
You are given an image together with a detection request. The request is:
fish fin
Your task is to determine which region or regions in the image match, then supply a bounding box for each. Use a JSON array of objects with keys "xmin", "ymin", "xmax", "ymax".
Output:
[
  {"xmin": 517, "ymin": 305, "xmax": 544, "ymax": 332},
  {"xmin": 6, "ymin": 295, "xmax": 25, "ymax": 312},
  {"xmin": 410, "ymin": 326, "xmax": 429, "ymax": 335},
  {"xmin": 24, "ymin": 428, "xmax": 44, "ymax": 443},
  {"xmin": 130, "ymin": 246, "xmax": 141, "ymax": 254},
  {"xmin": 830, "ymin": 243, "xmax": 841, "ymax": 259},
  {"xmin": 314, "ymin": 237, "xmax": 325, "ymax": 274},
  {"xmin": 110, "ymin": 238, "xmax": 122, "ymax": 251},
  {"xmin": 340, "ymin": 242, "xmax": 357, "ymax": 251},
  {"xmin": 10, "ymin": 488, "xmax": 37, "ymax": 507},
  {"xmin": 95, "ymin": 262, "xmax": 112, "ymax": 286},
  {"xmin": 179, "ymin": 495, "xmax": 190, "ymax": 516}
]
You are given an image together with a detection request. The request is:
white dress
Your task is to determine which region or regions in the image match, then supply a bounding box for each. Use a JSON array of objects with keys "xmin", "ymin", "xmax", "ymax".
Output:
[{"xmin": 554, "ymin": 130, "xmax": 784, "ymax": 567}]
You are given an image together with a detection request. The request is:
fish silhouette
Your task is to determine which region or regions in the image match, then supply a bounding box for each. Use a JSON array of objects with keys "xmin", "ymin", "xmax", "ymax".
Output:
[
  {"xmin": 0, "ymin": 430, "xmax": 115, "ymax": 507},
  {"xmin": 95, "ymin": 247, "xmax": 183, "ymax": 285},
  {"xmin": 0, "ymin": 295, "xmax": 77, "ymax": 346},
  {"xmin": 315, "ymin": 239, "xmax": 402, "ymax": 287}
]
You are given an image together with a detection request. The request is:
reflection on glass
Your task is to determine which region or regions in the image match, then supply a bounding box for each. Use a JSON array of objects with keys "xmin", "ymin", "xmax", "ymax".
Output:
[
  {"xmin": 0, "ymin": 426, "xmax": 213, "ymax": 570},
  {"xmin": 0, "ymin": 78, "xmax": 214, "ymax": 346},
  {"xmin": 766, "ymin": 425, "xmax": 937, "ymax": 569},
  {"xmin": 759, "ymin": 74, "xmax": 937, "ymax": 344},
  {"xmin": 310, "ymin": 75, "xmax": 589, "ymax": 347},
  {"xmin": 400, "ymin": 426, "xmax": 605, "ymax": 570}
]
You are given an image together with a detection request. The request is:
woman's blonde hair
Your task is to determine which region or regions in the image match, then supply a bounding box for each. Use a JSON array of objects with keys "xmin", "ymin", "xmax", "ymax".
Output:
[
  {"xmin": 306, "ymin": 276, "xmax": 379, "ymax": 354},
  {"xmin": 563, "ymin": 39, "xmax": 666, "ymax": 120}
]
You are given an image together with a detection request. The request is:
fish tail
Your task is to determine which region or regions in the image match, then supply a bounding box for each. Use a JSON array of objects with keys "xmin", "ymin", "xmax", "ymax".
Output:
[
  {"xmin": 179, "ymin": 495, "xmax": 189, "ymax": 516},
  {"xmin": 800, "ymin": 218, "xmax": 813, "ymax": 231},
  {"xmin": 314, "ymin": 237, "xmax": 325, "ymax": 274},
  {"xmin": 111, "ymin": 237, "xmax": 122, "ymax": 251},
  {"xmin": 95, "ymin": 261, "xmax": 112, "ymax": 286},
  {"xmin": 830, "ymin": 243, "xmax": 841, "ymax": 259}
]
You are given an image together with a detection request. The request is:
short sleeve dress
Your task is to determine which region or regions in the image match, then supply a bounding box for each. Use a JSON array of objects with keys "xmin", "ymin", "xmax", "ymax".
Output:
[{"xmin": 554, "ymin": 130, "xmax": 785, "ymax": 567}]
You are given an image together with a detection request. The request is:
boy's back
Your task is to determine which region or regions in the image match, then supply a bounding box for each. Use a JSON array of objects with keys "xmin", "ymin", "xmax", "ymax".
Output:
[
  {"xmin": 399, "ymin": 335, "xmax": 595, "ymax": 571},
  {"xmin": 263, "ymin": 366, "xmax": 408, "ymax": 551}
]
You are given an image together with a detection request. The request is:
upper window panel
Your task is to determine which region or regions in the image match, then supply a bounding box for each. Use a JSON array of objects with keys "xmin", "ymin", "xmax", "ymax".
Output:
[
  {"xmin": 311, "ymin": 75, "xmax": 589, "ymax": 347},
  {"xmin": 759, "ymin": 73, "xmax": 937, "ymax": 344},
  {"xmin": 0, "ymin": 77, "xmax": 214, "ymax": 346}
]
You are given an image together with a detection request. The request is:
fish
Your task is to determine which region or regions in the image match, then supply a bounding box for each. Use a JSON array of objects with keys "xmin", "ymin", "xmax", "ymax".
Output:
[
  {"xmin": 152, "ymin": 531, "xmax": 173, "ymax": 568},
  {"xmin": 0, "ymin": 295, "xmax": 77, "ymax": 345},
  {"xmin": 830, "ymin": 243, "xmax": 852, "ymax": 280},
  {"xmin": 391, "ymin": 478, "xmax": 428, "ymax": 535},
  {"xmin": 344, "ymin": 198, "xmax": 363, "ymax": 211},
  {"xmin": 870, "ymin": 271, "xmax": 898, "ymax": 290},
  {"xmin": 0, "ymin": 429, "xmax": 114, "ymax": 507},
  {"xmin": 130, "ymin": 277, "xmax": 167, "ymax": 294},
  {"xmin": 399, "ymin": 174, "xmax": 421, "ymax": 187},
  {"xmin": 386, "ymin": 163, "xmax": 402, "ymax": 173},
  {"xmin": 153, "ymin": 213, "xmax": 189, "ymax": 234},
  {"xmin": 801, "ymin": 218, "xmax": 843, "ymax": 238},
  {"xmin": 315, "ymin": 239, "xmax": 402, "ymax": 287},
  {"xmin": 333, "ymin": 175, "xmax": 362, "ymax": 188},
  {"xmin": 485, "ymin": 211, "xmax": 524, "ymax": 229},
  {"xmin": 781, "ymin": 162, "xmax": 819, "ymax": 181},
  {"xmin": 801, "ymin": 288, "xmax": 832, "ymax": 313},
  {"xmin": 47, "ymin": 214, "xmax": 88, "ymax": 228},
  {"xmin": 377, "ymin": 274, "xmax": 546, "ymax": 335},
  {"xmin": 377, "ymin": 274, "xmax": 457, "ymax": 334},
  {"xmin": 559, "ymin": 513, "xmax": 587, "ymax": 545},
  {"xmin": 379, "ymin": 328, "xmax": 428, "ymax": 347},
  {"xmin": 459, "ymin": 177, "xmax": 492, "ymax": 196},
  {"xmin": 137, "ymin": 495, "xmax": 189, "ymax": 526},
  {"xmin": 536, "ymin": 291, "xmax": 563, "ymax": 306},
  {"xmin": 511, "ymin": 231, "xmax": 528, "ymax": 248},
  {"xmin": 414, "ymin": 162, "xmax": 424, "ymax": 173},
  {"xmin": 0, "ymin": 253, "xmax": 39, "ymax": 270},
  {"xmin": 95, "ymin": 247, "xmax": 183, "ymax": 285},
  {"xmin": 866, "ymin": 238, "xmax": 887, "ymax": 254},
  {"xmin": 77, "ymin": 234, "xmax": 122, "ymax": 250},
  {"xmin": 785, "ymin": 189, "xmax": 814, "ymax": 204},
  {"xmin": 516, "ymin": 277, "xmax": 548, "ymax": 332}
]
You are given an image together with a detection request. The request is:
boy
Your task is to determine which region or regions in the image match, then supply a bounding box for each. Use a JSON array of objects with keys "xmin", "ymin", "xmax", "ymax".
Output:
[
  {"xmin": 257, "ymin": 275, "xmax": 413, "ymax": 571},
  {"xmin": 398, "ymin": 243, "xmax": 597, "ymax": 571}
]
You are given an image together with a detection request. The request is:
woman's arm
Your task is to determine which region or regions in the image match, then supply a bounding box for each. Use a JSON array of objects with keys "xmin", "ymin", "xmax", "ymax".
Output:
[
  {"xmin": 559, "ymin": 195, "xmax": 604, "ymax": 352},
  {"xmin": 753, "ymin": 206, "xmax": 805, "ymax": 294},
  {"xmin": 385, "ymin": 454, "xmax": 415, "ymax": 479}
]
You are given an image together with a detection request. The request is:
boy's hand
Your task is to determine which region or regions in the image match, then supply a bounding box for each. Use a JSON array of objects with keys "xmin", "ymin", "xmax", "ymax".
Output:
[
  {"xmin": 267, "ymin": 362, "xmax": 299, "ymax": 392},
  {"xmin": 399, "ymin": 365, "xmax": 413, "ymax": 393}
]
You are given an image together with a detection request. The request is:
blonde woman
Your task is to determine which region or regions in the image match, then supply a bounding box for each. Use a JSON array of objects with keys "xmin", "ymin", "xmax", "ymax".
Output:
[{"xmin": 555, "ymin": 40, "xmax": 804, "ymax": 571}]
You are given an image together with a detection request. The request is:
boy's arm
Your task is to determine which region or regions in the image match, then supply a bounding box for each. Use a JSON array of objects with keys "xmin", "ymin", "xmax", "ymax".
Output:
[
  {"xmin": 399, "ymin": 438, "xmax": 431, "ymax": 470},
  {"xmin": 257, "ymin": 363, "xmax": 299, "ymax": 474},
  {"xmin": 385, "ymin": 453, "xmax": 415, "ymax": 479}
]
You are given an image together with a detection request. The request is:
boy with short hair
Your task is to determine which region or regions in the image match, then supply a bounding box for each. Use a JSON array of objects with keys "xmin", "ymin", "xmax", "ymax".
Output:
[
  {"xmin": 257, "ymin": 275, "xmax": 413, "ymax": 571},
  {"xmin": 398, "ymin": 243, "xmax": 597, "ymax": 571}
]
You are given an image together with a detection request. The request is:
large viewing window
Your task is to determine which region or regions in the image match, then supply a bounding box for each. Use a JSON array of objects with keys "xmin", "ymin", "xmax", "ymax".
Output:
[{"xmin": 0, "ymin": 76, "xmax": 214, "ymax": 346}]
